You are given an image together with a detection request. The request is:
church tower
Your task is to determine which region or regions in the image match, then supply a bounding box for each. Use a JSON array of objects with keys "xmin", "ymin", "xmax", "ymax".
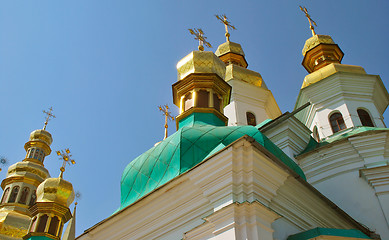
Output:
[
  {"xmin": 0, "ymin": 129, "xmax": 53, "ymax": 240},
  {"xmin": 294, "ymin": 24, "xmax": 389, "ymax": 141},
  {"xmin": 214, "ymin": 16, "xmax": 281, "ymax": 126},
  {"xmin": 22, "ymin": 172, "xmax": 75, "ymax": 240}
]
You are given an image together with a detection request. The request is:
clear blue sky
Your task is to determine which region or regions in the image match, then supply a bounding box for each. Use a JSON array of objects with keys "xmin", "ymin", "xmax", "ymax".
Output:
[{"xmin": 0, "ymin": 0, "xmax": 388, "ymax": 237}]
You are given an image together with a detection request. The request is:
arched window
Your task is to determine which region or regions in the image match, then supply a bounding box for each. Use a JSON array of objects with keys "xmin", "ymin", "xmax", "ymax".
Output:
[
  {"xmin": 313, "ymin": 126, "xmax": 320, "ymax": 142},
  {"xmin": 1, "ymin": 187, "xmax": 10, "ymax": 204},
  {"xmin": 184, "ymin": 93, "xmax": 193, "ymax": 111},
  {"xmin": 246, "ymin": 112, "xmax": 256, "ymax": 126},
  {"xmin": 357, "ymin": 109, "xmax": 374, "ymax": 127},
  {"xmin": 329, "ymin": 112, "xmax": 346, "ymax": 133},
  {"xmin": 196, "ymin": 90, "xmax": 209, "ymax": 108},
  {"xmin": 8, "ymin": 186, "xmax": 19, "ymax": 203},
  {"xmin": 37, "ymin": 214, "xmax": 48, "ymax": 232},
  {"xmin": 18, "ymin": 187, "xmax": 30, "ymax": 204},
  {"xmin": 48, "ymin": 216, "xmax": 60, "ymax": 236},
  {"xmin": 213, "ymin": 93, "xmax": 221, "ymax": 111},
  {"xmin": 29, "ymin": 190, "xmax": 37, "ymax": 206},
  {"xmin": 30, "ymin": 217, "xmax": 37, "ymax": 232}
]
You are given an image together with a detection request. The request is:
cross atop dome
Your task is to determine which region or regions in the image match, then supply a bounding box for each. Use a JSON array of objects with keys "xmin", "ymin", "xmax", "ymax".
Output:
[{"xmin": 216, "ymin": 14, "xmax": 236, "ymax": 42}]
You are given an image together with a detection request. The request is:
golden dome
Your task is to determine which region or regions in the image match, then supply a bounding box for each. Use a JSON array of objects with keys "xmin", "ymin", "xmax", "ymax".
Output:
[
  {"xmin": 302, "ymin": 35, "xmax": 335, "ymax": 56},
  {"xmin": 36, "ymin": 177, "xmax": 75, "ymax": 207},
  {"xmin": 215, "ymin": 41, "xmax": 248, "ymax": 68},
  {"xmin": 301, "ymin": 34, "xmax": 344, "ymax": 73},
  {"xmin": 225, "ymin": 64, "xmax": 262, "ymax": 87},
  {"xmin": 176, "ymin": 51, "xmax": 226, "ymax": 81},
  {"xmin": 215, "ymin": 41, "xmax": 245, "ymax": 57},
  {"xmin": 28, "ymin": 129, "xmax": 53, "ymax": 146}
]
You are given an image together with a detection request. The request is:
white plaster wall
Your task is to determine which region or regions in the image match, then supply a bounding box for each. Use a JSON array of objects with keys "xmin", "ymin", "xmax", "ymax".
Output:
[{"xmin": 312, "ymin": 171, "xmax": 389, "ymax": 239}]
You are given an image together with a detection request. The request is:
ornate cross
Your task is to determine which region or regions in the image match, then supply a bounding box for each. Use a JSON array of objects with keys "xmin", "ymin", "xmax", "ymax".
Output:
[
  {"xmin": 216, "ymin": 14, "xmax": 236, "ymax": 42},
  {"xmin": 188, "ymin": 28, "xmax": 212, "ymax": 51},
  {"xmin": 56, "ymin": 148, "xmax": 76, "ymax": 178},
  {"xmin": 300, "ymin": 6, "xmax": 317, "ymax": 36},
  {"xmin": 158, "ymin": 105, "xmax": 174, "ymax": 140},
  {"xmin": 42, "ymin": 107, "xmax": 56, "ymax": 130}
]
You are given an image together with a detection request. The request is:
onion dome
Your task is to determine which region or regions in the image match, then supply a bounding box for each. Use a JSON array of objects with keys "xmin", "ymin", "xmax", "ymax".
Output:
[
  {"xmin": 215, "ymin": 41, "xmax": 247, "ymax": 68},
  {"xmin": 120, "ymin": 123, "xmax": 305, "ymax": 210},
  {"xmin": 302, "ymin": 34, "xmax": 344, "ymax": 74},
  {"xmin": 176, "ymin": 51, "xmax": 226, "ymax": 81},
  {"xmin": 36, "ymin": 177, "xmax": 75, "ymax": 207}
]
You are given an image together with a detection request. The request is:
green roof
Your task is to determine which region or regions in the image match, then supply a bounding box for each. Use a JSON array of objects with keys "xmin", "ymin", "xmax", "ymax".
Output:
[
  {"xmin": 299, "ymin": 126, "xmax": 389, "ymax": 155},
  {"xmin": 120, "ymin": 113, "xmax": 306, "ymax": 210},
  {"xmin": 287, "ymin": 228, "xmax": 371, "ymax": 240}
]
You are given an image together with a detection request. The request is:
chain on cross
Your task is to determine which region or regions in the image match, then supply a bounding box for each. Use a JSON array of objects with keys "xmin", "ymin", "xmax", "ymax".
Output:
[
  {"xmin": 56, "ymin": 148, "xmax": 76, "ymax": 178},
  {"xmin": 188, "ymin": 28, "xmax": 212, "ymax": 51},
  {"xmin": 216, "ymin": 14, "xmax": 236, "ymax": 42},
  {"xmin": 300, "ymin": 6, "xmax": 317, "ymax": 36},
  {"xmin": 158, "ymin": 105, "xmax": 174, "ymax": 140},
  {"xmin": 42, "ymin": 107, "xmax": 56, "ymax": 130}
]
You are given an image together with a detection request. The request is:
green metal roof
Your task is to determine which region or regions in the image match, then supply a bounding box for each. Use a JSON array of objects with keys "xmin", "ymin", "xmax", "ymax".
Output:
[
  {"xmin": 120, "ymin": 113, "xmax": 306, "ymax": 210},
  {"xmin": 287, "ymin": 228, "xmax": 371, "ymax": 240},
  {"xmin": 299, "ymin": 126, "xmax": 389, "ymax": 156}
]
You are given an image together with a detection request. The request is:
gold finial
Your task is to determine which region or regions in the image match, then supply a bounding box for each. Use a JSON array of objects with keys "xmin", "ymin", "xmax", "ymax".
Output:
[
  {"xmin": 216, "ymin": 14, "xmax": 236, "ymax": 42},
  {"xmin": 188, "ymin": 28, "xmax": 212, "ymax": 51},
  {"xmin": 158, "ymin": 105, "xmax": 174, "ymax": 140},
  {"xmin": 56, "ymin": 148, "xmax": 76, "ymax": 178},
  {"xmin": 42, "ymin": 107, "xmax": 56, "ymax": 130},
  {"xmin": 300, "ymin": 6, "xmax": 317, "ymax": 36}
]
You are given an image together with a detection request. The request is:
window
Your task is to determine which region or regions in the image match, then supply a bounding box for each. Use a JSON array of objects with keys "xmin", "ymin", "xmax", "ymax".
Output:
[
  {"xmin": 184, "ymin": 93, "xmax": 193, "ymax": 111},
  {"xmin": 30, "ymin": 217, "xmax": 37, "ymax": 232},
  {"xmin": 18, "ymin": 187, "xmax": 30, "ymax": 204},
  {"xmin": 357, "ymin": 109, "xmax": 374, "ymax": 127},
  {"xmin": 37, "ymin": 215, "xmax": 48, "ymax": 232},
  {"xmin": 329, "ymin": 112, "xmax": 346, "ymax": 133},
  {"xmin": 196, "ymin": 90, "xmax": 209, "ymax": 108},
  {"xmin": 48, "ymin": 216, "xmax": 60, "ymax": 236},
  {"xmin": 8, "ymin": 186, "xmax": 19, "ymax": 203},
  {"xmin": 313, "ymin": 126, "xmax": 320, "ymax": 142},
  {"xmin": 29, "ymin": 190, "xmax": 37, "ymax": 206},
  {"xmin": 1, "ymin": 188, "xmax": 10, "ymax": 204},
  {"xmin": 246, "ymin": 112, "xmax": 256, "ymax": 126},
  {"xmin": 213, "ymin": 93, "xmax": 221, "ymax": 111}
]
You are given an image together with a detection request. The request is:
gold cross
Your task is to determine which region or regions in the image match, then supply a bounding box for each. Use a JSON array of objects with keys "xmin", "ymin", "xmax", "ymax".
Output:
[
  {"xmin": 300, "ymin": 6, "xmax": 317, "ymax": 36},
  {"xmin": 188, "ymin": 28, "xmax": 212, "ymax": 51},
  {"xmin": 158, "ymin": 105, "xmax": 174, "ymax": 140},
  {"xmin": 216, "ymin": 14, "xmax": 236, "ymax": 42},
  {"xmin": 42, "ymin": 107, "xmax": 56, "ymax": 130},
  {"xmin": 56, "ymin": 148, "xmax": 76, "ymax": 178}
]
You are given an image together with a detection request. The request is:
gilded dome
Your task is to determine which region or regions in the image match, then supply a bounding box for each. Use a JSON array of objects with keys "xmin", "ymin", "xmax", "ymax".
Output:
[
  {"xmin": 36, "ymin": 177, "xmax": 75, "ymax": 207},
  {"xmin": 215, "ymin": 41, "xmax": 245, "ymax": 57},
  {"xmin": 176, "ymin": 51, "xmax": 226, "ymax": 80},
  {"xmin": 302, "ymin": 34, "xmax": 335, "ymax": 56},
  {"xmin": 28, "ymin": 129, "xmax": 53, "ymax": 146}
]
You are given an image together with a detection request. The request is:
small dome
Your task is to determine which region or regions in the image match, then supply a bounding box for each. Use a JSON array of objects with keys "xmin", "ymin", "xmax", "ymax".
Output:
[
  {"xmin": 215, "ymin": 41, "xmax": 245, "ymax": 57},
  {"xmin": 302, "ymin": 34, "xmax": 335, "ymax": 56},
  {"xmin": 36, "ymin": 177, "xmax": 75, "ymax": 207},
  {"xmin": 29, "ymin": 129, "xmax": 53, "ymax": 146},
  {"xmin": 176, "ymin": 51, "xmax": 226, "ymax": 80}
]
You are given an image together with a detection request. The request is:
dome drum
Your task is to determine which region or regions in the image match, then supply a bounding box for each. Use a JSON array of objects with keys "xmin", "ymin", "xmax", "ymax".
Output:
[
  {"xmin": 24, "ymin": 140, "xmax": 52, "ymax": 157},
  {"xmin": 302, "ymin": 43, "xmax": 344, "ymax": 73},
  {"xmin": 215, "ymin": 41, "xmax": 248, "ymax": 68}
]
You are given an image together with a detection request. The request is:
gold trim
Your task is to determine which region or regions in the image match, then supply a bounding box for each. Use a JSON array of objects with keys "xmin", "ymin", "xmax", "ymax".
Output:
[
  {"xmin": 2, "ymin": 175, "xmax": 44, "ymax": 189},
  {"xmin": 175, "ymin": 107, "xmax": 228, "ymax": 129}
]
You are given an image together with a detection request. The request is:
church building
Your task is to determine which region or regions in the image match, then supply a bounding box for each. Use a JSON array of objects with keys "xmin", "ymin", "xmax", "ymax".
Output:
[{"xmin": 0, "ymin": 9, "xmax": 388, "ymax": 240}]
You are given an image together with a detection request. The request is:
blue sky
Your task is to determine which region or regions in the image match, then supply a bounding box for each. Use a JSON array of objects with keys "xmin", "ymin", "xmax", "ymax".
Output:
[{"xmin": 0, "ymin": 0, "xmax": 388, "ymax": 237}]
